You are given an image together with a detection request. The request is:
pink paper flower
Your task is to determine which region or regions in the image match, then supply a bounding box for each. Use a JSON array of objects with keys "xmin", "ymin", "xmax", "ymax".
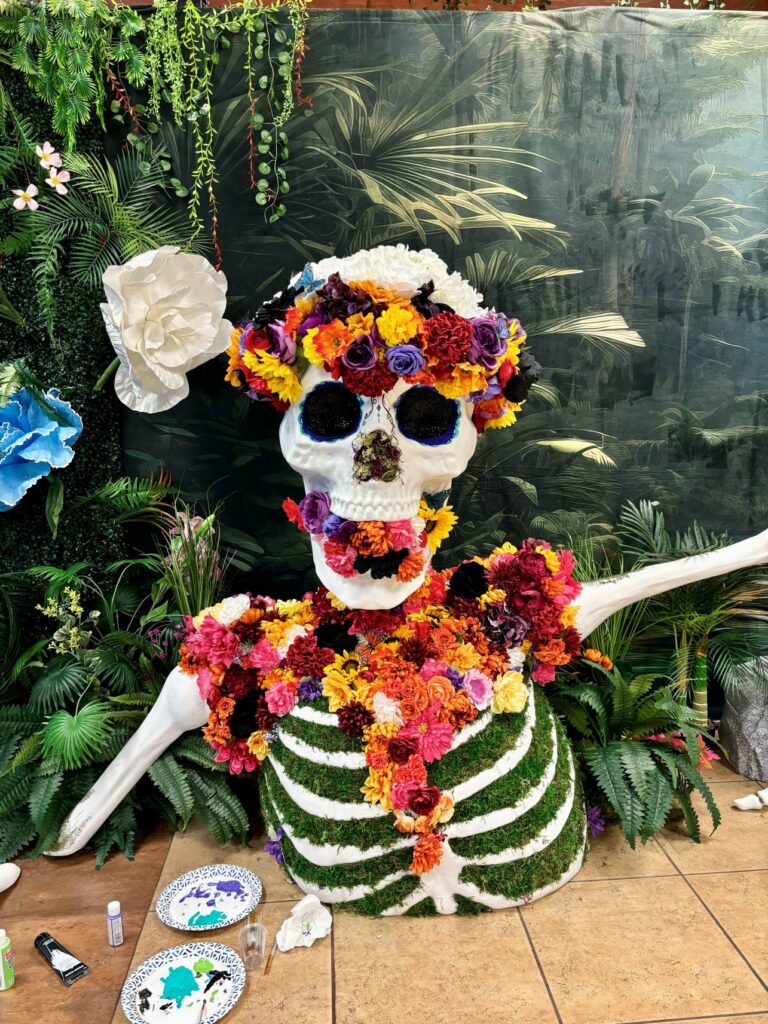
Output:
[
  {"xmin": 391, "ymin": 782, "xmax": 417, "ymax": 810},
  {"xmin": 463, "ymin": 668, "xmax": 493, "ymax": 710},
  {"xmin": 387, "ymin": 519, "xmax": 417, "ymax": 550},
  {"xmin": 35, "ymin": 141, "xmax": 62, "ymax": 169},
  {"xmin": 214, "ymin": 739, "xmax": 259, "ymax": 774},
  {"xmin": 324, "ymin": 543, "xmax": 357, "ymax": 578},
  {"xmin": 400, "ymin": 702, "xmax": 454, "ymax": 763},
  {"xmin": 248, "ymin": 638, "xmax": 281, "ymax": 671},
  {"xmin": 265, "ymin": 681, "xmax": 297, "ymax": 716},
  {"xmin": 195, "ymin": 665, "xmax": 218, "ymax": 702},
  {"xmin": 12, "ymin": 184, "xmax": 38, "ymax": 211},
  {"xmin": 419, "ymin": 659, "xmax": 449, "ymax": 682},
  {"xmin": 184, "ymin": 615, "xmax": 240, "ymax": 667}
]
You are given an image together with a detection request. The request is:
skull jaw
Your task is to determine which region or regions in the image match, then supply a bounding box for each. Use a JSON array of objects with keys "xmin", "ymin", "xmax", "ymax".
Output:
[{"xmin": 309, "ymin": 534, "xmax": 431, "ymax": 610}]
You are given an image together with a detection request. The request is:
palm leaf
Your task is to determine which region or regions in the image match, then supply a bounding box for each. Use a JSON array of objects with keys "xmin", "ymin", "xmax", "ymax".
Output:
[{"xmin": 43, "ymin": 702, "xmax": 111, "ymax": 769}]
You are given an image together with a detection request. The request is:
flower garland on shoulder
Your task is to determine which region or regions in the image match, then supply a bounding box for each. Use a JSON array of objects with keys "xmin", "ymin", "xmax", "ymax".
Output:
[
  {"xmin": 223, "ymin": 245, "xmax": 540, "ymax": 432},
  {"xmin": 179, "ymin": 539, "xmax": 581, "ymax": 876}
]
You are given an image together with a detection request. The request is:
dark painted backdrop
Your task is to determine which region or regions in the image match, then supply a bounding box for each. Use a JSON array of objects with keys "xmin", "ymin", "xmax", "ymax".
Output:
[{"xmin": 124, "ymin": 7, "xmax": 768, "ymax": 596}]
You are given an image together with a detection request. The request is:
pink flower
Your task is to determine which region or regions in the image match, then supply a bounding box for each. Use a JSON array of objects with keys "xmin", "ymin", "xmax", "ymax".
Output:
[
  {"xmin": 400, "ymin": 702, "xmax": 454, "ymax": 763},
  {"xmin": 391, "ymin": 782, "xmax": 417, "ymax": 810},
  {"xmin": 387, "ymin": 519, "xmax": 417, "ymax": 549},
  {"xmin": 265, "ymin": 681, "xmax": 297, "ymax": 717},
  {"xmin": 12, "ymin": 184, "xmax": 38, "ymax": 211},
  {"xmin": 45, "ymin": 168, "xmax": 70, "ymax": 195},
  {"xmin": 184, "ymin": 615, "xmax": 240, "ymax": 667},
  {"xmin": 196, "ymin": 665, "xmax": 218, "ymax": 702},
  {"xmin": 215, "ymin": 739, "xmax": 259, "ymax": 775},
  {"xmin": 531, "ymin": 661, "xmax": 556, "ymax": 685},
  {"xmin": 463, "ymin": 668, "xmax": 493, "ymax": 710},
  {"xmin": 420, "ymin": 659, "xmax": 449, "ymax": 682},
  {"xmin": 35, "ymin": 141, "xmax": 62, "ymax": 169},
  {"xmin": 323, "ymin": 543, "xmax": 357, "ymax": 578},
  {"xmin": 248, "ymin": 638, "xmax": 281, "ymax": 670}
]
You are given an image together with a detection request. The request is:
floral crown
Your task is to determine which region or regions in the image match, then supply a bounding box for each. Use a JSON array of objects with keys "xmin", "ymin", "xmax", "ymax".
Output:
[{"xmin": 225, "ymin": 246, "xmax": 539, "ymax": 432}]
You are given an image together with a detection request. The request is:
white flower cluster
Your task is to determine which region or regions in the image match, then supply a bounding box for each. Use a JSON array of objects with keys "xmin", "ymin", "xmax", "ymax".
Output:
[{"xmin": 303, "ymin": 244, "xmax": 486, "ymax": 318}]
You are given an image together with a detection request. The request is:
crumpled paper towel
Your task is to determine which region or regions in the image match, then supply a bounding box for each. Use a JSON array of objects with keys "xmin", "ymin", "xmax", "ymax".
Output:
[{"xmin": 276, "ymin": 895, "xmax": 332, "ymax": 952}]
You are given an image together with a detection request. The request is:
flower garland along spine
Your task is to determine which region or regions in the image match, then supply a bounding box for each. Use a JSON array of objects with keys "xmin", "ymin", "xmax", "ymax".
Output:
[{"xmin": 180, "ymin": 539, "xmax": 581, "ymax": 877}]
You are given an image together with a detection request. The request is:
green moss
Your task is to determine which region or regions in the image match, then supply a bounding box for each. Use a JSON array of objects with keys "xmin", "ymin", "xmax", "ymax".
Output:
[
  {"xmin": 338, "ymin": 874, "xmax": 422, "ymax": 917},
  {"xmin": 279, "ymin": 709, "xmax": 361, "ymax": 755},
  {"xmin": 450, "ymin": 721, "xmax": 573, "ymax": 860},
  {"xmin": 429, "ymin": 706, "xmax": 527, "ymax": 790},
  {"xmin": 259, "ymin": 760, "xmax": 399, "ymax": 851},
  {"xmin": 450, "ymin": 694, "xmax": 554, "ymax": 823},
  {"xmin": 268, "ymin": 736, "xmax": 368, "ymax": 803},
  {"xmin": 459, "ymin": 796, "xmax": 586, "ymax": 903}
]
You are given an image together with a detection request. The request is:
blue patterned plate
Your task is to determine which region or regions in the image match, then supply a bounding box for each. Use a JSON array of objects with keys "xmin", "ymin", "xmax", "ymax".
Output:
[
  {"xmin": 121, "ymin": 942, "xmax": 245, "ymax": 1024},
  {"xmin": 156, "ymin": 864, "xmax": 263, "ymax": 931}
]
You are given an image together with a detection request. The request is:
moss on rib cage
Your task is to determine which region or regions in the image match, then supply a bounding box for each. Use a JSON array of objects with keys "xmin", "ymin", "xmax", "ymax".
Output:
[
  {"xmin": 339, "ymin": 875, "xmax": 423, "ymax": 917},
  {"xmin": 459, "ymin": 797, "xmax": 586, "ymax": 903},
  {"xmin": 268, "ymin": 738, "xmax": 368, "ymax": 803},
  {"xmin": 450, "ymin": 730, "xmax": 573, "ymax": 861},
  {"xmin": 429, "ymin": 707, "xmax": 527, "ymax": 790},
  {"xmin": 260, "ymin": 760, "xmax": 399, "ymax": 850},
  {"xmin": 278, "ymin": 708, "xmax": 363, "ymax": 755}
]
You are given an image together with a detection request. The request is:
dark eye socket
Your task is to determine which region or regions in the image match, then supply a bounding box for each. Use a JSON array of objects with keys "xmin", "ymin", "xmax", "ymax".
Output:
[
  {"xmin": 300, "ymin": 382, "xmax": 363, "ymax": 441},
  {"xmin": 395, "ymin": 387, "xmax": 460, "ymax": 446}
]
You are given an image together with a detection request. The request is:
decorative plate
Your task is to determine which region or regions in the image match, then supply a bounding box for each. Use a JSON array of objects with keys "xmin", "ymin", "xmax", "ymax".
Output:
[
  {"xmin": 156, "ymin": 864, "xmax": 263, "ymax": 932},
  {"xmin": 121, "ymin": 942, "xmax": 245, "ymax": 1024}
]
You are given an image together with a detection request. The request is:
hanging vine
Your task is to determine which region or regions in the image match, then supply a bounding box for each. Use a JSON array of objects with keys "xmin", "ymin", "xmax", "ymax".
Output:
[{"xmin": 0, "ymin": 0, "xmax": 311, "ymax": 261}]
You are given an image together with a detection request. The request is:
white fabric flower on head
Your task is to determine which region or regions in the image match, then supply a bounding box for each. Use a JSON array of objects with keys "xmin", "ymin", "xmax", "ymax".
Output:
[
  {"xmin": 100, "ymin": 247, "xmax": 232, "ymax": 413},
  {"xmin": 300, "ymin": 244, "xmax": 485, "ymax": 318}
]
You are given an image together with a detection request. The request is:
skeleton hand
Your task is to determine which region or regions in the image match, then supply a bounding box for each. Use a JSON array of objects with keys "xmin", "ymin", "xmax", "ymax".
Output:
[
  {"xmin": 575, "ymin": 528, "xmax": 768, "ymax": 638},
  {"xmin": 46, "ymin": 667, "xmax": 208, "ymax": 857}
]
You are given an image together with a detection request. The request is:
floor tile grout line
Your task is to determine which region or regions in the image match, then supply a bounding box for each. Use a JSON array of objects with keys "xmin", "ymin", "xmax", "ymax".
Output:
[
  {"xmin": 621, "ymin": 1009, "xmax": 768, "ymax": 1024},
  {"xmin": 109, "ymin": 830, "xmax": 177, "ymax": 1022},
  {"xmin": 571, "ymin": 865, "xmax": 768, "ymax": 884},
  {"xmin": 517, "ymin": 907, "xmax": 565, "ymax": 1024},
  {"xmin": 655, "ymin": 839, "xmax": 768, "ymax": 995}
]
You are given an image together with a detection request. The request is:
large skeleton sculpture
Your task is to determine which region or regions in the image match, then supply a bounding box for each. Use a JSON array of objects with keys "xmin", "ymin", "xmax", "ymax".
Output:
[{"xmin": 38, "ymin": 246, "xmax": 768, "ymax": 915}]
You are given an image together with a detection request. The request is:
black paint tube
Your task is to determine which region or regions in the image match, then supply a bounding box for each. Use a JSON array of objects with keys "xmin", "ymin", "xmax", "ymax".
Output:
[{"xmin": 34, "ymin": 932, "xmax": 90, "ymax": 986}]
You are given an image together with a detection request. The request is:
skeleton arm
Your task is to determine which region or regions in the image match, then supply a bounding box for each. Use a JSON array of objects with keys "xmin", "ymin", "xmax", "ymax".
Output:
[
  {"xmin": 46, "ymin": 667, "xmax": 208, "ymax": 856},
  {"xmin": 574, "ymin": 529, "xmax": 768, "ymax": 638}
]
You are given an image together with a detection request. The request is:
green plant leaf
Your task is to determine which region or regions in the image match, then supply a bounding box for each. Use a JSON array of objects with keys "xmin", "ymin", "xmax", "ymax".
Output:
[
  {"xmin": 44, "ymin": 474, "xmax": 65, "ymax": 540},
  {"xmin": 43, "ymin": 702, "xmax": 111, "ymax": 769},
  {"xmin": 29, "ymin": 656, "xmax": 90, "ymax": 714},
  {"xmin": 29, "ymin": 770, "xmax": 64, "ymax": 830},
  {"xmin": 148, "ymin": 753, "xmax": 194, "ymax": 824}
]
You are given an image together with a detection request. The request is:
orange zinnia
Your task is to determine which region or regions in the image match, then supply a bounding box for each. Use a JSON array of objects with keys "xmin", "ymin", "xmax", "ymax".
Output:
[
  {"xmin": 534, "ymin": 638, "xmax": 570, "ymax": 666},
  {"xmin": 352, "ymin": 521, "xmax": 391, "ymax": 557},
  {"xmin": 411, "ymin": 831, "xmax": 445, "ymax": 875},
  {"xmin": 396, "ymin": 551, "xmax": 425, "ymax": 583},
  {"xmin": 437, "ymin": 690, "xmax": 478, "ymax": 729}
]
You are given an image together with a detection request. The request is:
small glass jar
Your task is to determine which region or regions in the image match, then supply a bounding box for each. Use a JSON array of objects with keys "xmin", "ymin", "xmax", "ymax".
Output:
[{"xmin": 239, "ymin": 910, "xmax": 266, "ymax": 971}]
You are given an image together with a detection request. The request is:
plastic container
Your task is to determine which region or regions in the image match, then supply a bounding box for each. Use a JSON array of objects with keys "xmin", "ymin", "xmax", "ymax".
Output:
[
  {"xmin": 0, "ymin": 929, "xmax": 15, "ymax": 990},
  {"xmin": 107, "ymin": 900, "xmax": 124, "ymax": 947}
]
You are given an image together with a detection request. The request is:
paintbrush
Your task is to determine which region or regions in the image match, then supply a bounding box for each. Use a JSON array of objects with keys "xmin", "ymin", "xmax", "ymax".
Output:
[
  {"xmin": 263, "ymin": 936, "xmax": 278, "ymax": 975},
  {"xmin": 195, "ymin": 998, "xmax": 208, "ymax": 1024}
]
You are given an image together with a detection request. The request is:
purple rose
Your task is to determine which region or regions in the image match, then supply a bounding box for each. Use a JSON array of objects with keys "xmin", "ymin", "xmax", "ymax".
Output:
[
  {"xmin": 386, "ymin": 344, "xmax": 426, "ymax": 377},
  {"xmin": 342, "ymin": 334, "xmax": 378, "ymax": 371},
  {"xmin": 298, "ymin": 490, "xmax": 331, "ymax": 534},
  {"xmin": 267, "ymin": 322, "xmax": 296, "ymax": 363},
  {"xmin": 469, "ymin": 316, "xmax": 507, "ymax": 370},
  {"xmin": 298, "ymin": 309, "xmax": 325, "ymax": 333}
]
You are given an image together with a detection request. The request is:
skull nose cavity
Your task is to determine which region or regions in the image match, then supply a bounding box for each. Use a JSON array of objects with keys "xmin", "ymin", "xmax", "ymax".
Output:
[{"xmin": 352, "ymin": 429, "xmax": 401, "ymax": 483}]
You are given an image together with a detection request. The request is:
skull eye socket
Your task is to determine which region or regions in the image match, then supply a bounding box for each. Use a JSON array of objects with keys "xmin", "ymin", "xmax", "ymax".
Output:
[
  {"xmin": 395, "ymin": 386, "xmax": 460, "ymax": 446},
  {"xmin": 300, "ymin": 381, "xmax": 363, "ymax": 442}
]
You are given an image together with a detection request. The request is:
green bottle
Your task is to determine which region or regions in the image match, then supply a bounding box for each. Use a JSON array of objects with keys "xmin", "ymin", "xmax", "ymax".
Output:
[{"xmin": 0, "ymin": 929, "xmax": 15, "ymax": 990}]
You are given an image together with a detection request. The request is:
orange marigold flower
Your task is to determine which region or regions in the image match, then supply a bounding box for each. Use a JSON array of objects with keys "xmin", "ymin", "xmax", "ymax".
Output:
[
  {"xmin": 436, "ymin": 690, "xmax": 478, "ymax": 729},
  {"xmin": 534, "ymin": 638, "xmax": 570, "ymax": 666},
  {"xmin": 203, "ymin": 696, "xmax": 235, "ymax": 746},
  {"xmin": 366, "ymin": 748, "xmax": 390, "ymax": 772},
  {"xmin": 481, "ymin": 651, "xmax": 509, "ymax": 679},
  {"xmin": 600, "ymin": 655, "xmax": 614, "ymax": 670},
  {"xmin": 411, "ymin": 831, "xmax": 445, "ymax": 875},
  {"xmin": 396, "ymin": 551, "xmax": 425, "ymax": 583},
  {"xmin": 542, "ymin": 577, "xmax": 566, "ymax": 599},
  {"xmin": 352, "ymin": 521, "xmax": 391, "ymax": 557},
  {"xmin": 393, "ymin": 753, "xmax": 428, "ymax": 786},
  {"xmin": 584, "ymin": 648, "xmax": 603, "ymax": 663}
]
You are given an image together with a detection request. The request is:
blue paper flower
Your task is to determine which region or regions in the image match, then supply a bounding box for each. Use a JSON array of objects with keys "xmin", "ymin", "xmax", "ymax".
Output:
[{"xmin": 0, "ymin": 388, "xmax": 82, "ymax": 511}]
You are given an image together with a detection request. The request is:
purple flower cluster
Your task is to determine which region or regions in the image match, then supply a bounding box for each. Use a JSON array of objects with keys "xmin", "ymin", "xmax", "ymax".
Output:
[{"xmin": 264, "ymin": 826, "xmax": 286, "ymax": 864}]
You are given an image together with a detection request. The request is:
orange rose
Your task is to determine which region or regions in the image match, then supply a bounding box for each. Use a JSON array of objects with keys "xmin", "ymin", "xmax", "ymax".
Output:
[
  {"xmin": 427, "ymin": 675, "xmax": 455, "ymax": 706},
  {"xmin": 411, "ymin": 831, "xmax": 445, "ymax": 875}
]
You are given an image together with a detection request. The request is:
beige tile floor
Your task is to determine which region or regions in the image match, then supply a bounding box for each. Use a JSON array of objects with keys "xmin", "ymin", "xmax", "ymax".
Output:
[{"xmin": 99, "ymin": 759, "xmax": 768, "ymax": 1024}]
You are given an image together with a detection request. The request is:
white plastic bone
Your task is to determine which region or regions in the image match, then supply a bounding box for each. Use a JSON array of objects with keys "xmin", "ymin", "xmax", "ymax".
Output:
[
  {"xmin": 0, "ymin": 862, "xmax": 20, "ymax": 894},
  {"xmin": 733, "ymin": 787, "xmax": 768, "ymax": 811}
]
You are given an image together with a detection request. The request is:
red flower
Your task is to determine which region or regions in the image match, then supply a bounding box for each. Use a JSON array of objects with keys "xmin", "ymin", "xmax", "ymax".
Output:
[
  {"xmin": 286, "ymin": 633, "xmax": 334, "ymax": 677},
  {"xmin": 388, "ymin": 735, "xmax": 420, "ymax": 765},
  {"xmin": 221, "ymin": 664, "xmax": 259, "ymax": 700},
  {"xmin": 242, "ymin": 325, "xmax": 271, "ymax": 353},
  {"xmin": 342, "ymin": 360, "xmax": 398, "ymax": 397},
  {"xmin": 283, "ymin": 497, "xmax": 305, "ymax": 532},
  {"xmin": 408, "ymin": 785, "xmax": 441, "ymax": 816},
  {"xmin": 348, "ymin": 607, "xmax": 405, "ymax": 635},
  {"xmin": 423, "ymin": 312, "xmax": 472, "ymax": 371}
]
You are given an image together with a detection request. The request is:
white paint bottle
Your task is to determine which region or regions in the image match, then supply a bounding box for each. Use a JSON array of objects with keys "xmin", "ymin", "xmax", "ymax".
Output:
[{"xmin": 106, "ymin": 901, "xmax": 124, "ymax": 947}]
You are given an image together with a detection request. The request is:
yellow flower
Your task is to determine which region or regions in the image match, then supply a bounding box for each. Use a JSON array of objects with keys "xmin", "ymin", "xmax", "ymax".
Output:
[
  {"xmin": 322, "ymin": 674, "xmax": 354, "ymax": 711},
  {"xmin": 275, "ymin": 598, "xmax": 306, "ymax": 618},
  {"xmin": 361, "ymin": 766, "xmax": 394, "ymax": 810},
  {"xmin": 261, "ymin": 619, "xmax": 293, "ymax": 648},
  {"xmin": 485, "ymin": 405, "xmax": 520, "ymax": 430},
  {"xmin": 349, "ymin": 280, "xmax": 400, "ymax": 304},
  {"xmin": 418, "ymin": 500, "xmax": 458, "ymax": 553},
  {"xmin": 327, "ymin": 591, "xmax": 347, "ymax": 612},
  {"xmin": 63, "ymin": 587, "xmax": 83, "ymax": 615},
  {"xmin": 433, "ymin": 363, "xmax": 488, "ymax": 399},
  {"xmin": 536, "ymin": 546, "xmax": 562, "ymax": 574},
  {"xmin": 225, "ymin": 325, "xmax": 244, "ymax": 387},
  {"xmin": 246, "ymin": 730, "xmax": 270, "ymax": 760},
  {"xmin": 36, "ymin": 597, "xmax": 59, "ymax": 619},
  {"xmin": 490, "ymin": 541, "xmax": 518, "ymax": 557},
  {"xmin": 449, "ymin": 642, "xmax": 482, "ymax": 673},
  {"xmin": 376, "ymin": 304, "xmax": 424, "ymax": 346},
  {"xmin": 322, "ymin": 651, "xmax": 363, "ymax": 711},
  {"xmin": 345, "ymin": 311, "xmax": 375, "ymax": 338},
  {"xmin": 492, "ymin": 670, "xmax": 528, "ymax": 714},
  {"xmin": 478, "ymin": 586, "xmax": 506, "ymax": 610},
  {"xmin": 560, "ymin": 604, "xmax": 579, "ymax": 628},
  {"xmin": 241, "ymin": 349, "xmax": 302, "ymax": 404}
]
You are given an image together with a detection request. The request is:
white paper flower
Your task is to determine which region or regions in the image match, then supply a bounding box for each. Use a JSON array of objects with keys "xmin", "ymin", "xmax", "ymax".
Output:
[
  {"xmin": 373, "ymin": 690, "xmax": 405, "ymax": 726},
  {"xmin": 300, "ymin": 245, "xmax": 485, "ymax": 318},
  {"xmin": 100, "ymin": 247, "xmax": 232, "ymax": 413},
  {"xmin": 276, "ymin": 895, "xmax": 332, "ymax": 952}
]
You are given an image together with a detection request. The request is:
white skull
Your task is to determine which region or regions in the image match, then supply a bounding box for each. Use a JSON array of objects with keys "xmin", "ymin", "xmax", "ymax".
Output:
[{"xmin": 279, "ymin": 364, "xmax": 478, "ymax": 610}]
